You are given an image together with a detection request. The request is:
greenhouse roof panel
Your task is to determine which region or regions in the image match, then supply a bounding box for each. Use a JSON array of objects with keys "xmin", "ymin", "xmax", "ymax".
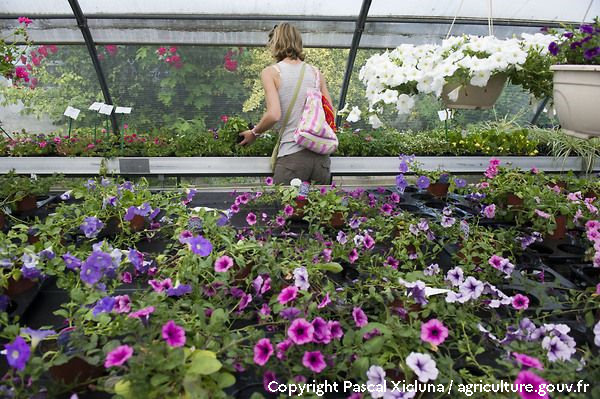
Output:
[{"xmin": 2, "ymin": 0, "xmax": 597, "ymax": 23}]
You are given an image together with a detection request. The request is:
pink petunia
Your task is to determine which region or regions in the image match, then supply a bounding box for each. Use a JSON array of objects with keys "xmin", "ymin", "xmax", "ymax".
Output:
[
  {"xmin": 246, "ymin": 212, "xmax": 257, "ymax": 225},
  {"xmin": 302, "ymin": 350, "xmax": 326, "ymax": 373},
  {"xmin": 161, "ymin": 320, "xmax": 186, "ymax": 347},
  {"xmin": 352, "ymin": 307, "xmax": 368, "ymax": 327},
  {"xmin": 534, "ymin": 209, "xmax": 551, "ymax": 219},
  {"xmin": 512, "ymin": 294, "xmax": 530, "ymax": 310},
  {"xmin": 104, "ymin": 345, "xmax": 133, "ymax": 368},
  {"xmin": 513, "ymin": 352, "xmax": 544, "ymax": 370},
  {"xmin": 420, "ymin": 319, "xmax": 449, "ymax": 346},
  {"xmin": 214, "ymin": 255, "xmax": 234, "ymax": 272},
  {"xmin": 287, "ymin": 318, "xmax": 314, "ymax": 345},
  {"xmin": 253, "ymin": 338, "xmax": 274, "ymax": 366},
  {"xmin": 513, "ymin": 370, "xmax": 548, "ymax": 399},
  {"xmin": 277, "ymin": 286, "xmax": 298, "ymax": 305}
]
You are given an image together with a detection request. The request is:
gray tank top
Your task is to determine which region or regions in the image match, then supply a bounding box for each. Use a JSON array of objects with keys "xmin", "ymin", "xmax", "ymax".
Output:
[{"xmin": 275, "ymin": 61, "xmax": 318, "ymax": 158}]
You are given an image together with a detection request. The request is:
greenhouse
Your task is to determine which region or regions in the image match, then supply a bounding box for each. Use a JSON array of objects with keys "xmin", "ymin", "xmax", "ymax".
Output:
[{"xmin": 1, "ymin": 1, "xmax": 600, "ymax": 398}]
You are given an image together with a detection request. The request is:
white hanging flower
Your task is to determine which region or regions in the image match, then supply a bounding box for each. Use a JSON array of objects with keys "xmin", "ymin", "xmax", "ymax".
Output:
[
  {"xmin": 368, "ymin": 114, "xmax": 383, "ymax": 129},
  {"xmin": 447, "ymin": 86, "xmax": 462, "ymax": 102},
  {"xmin": 347, "ymin": 106, "xmax": 362, "ymax": 123}
]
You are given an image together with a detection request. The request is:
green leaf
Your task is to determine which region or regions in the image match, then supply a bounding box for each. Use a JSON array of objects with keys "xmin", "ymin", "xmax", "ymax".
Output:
[
  {"xmin": 150, "ymin": 374, "xmax": 170, "ymax": 387},
  {"xmin": 188, "ymin": 354, "xmax": 222, "ymax": 375},
  {"xmin": 315, "ymin": 262, "xmax": 343, "ymax": 273},
  {"xmin": 214, "ymin": 372, "xmax": 236, "ymax": 388},
  {"xmin": 114, "ymin": 379, "xmax": 132, "ymax": 398},
  {"xmin": 364, "ymin": 336, "xmax": 385, "ymax": 354}
]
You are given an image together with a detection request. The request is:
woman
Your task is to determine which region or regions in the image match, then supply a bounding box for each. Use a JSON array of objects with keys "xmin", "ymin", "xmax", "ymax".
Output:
[{"xmin": 239, "ymin": 23, "xmax": 334, "ymax": 185}]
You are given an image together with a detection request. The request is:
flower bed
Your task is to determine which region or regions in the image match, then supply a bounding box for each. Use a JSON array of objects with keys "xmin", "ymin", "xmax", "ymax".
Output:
[{"xmin": 0, "ymin": 161, "xmax": 599, "ymax": 398}]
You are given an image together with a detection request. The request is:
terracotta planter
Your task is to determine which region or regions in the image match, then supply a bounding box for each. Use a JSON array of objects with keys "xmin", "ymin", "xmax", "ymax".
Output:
[
  {"xmin": 16, "ymin": 195, "xmax": 37, "ymax": 212},
  {"xmin": 427, "ymin": 182, "xmax": 450, "ymax": 198},
  {"xmin": 584, "ymin": 191, "xmax": 598, "ymax": 199},
  {"xmin": 4, "ymin": 277, "xmax": 37, "ymax": 298},
  {"xmin": 506, "ymin": 193, "xmax": 524, "ymax": 207},
  {"xmin": 546, "ymin": 214, "xmax": 567, "ymax": 240},
  {"xmin": 0, "ymin": 211, "xmax": 5, "ymax": 230},
  {"xmin": 551, "ymin": 65, "xmax": 600, "ymax": 139},
  {"xmin": 129, "ymin": 214, "xmax": 146, "ymax": 232},
  {"xmin": 329, "ymin": 211, "xmax": 345, "ymax": 229},
  {"xmin": 49, "ymin": 357, "xmax": 104, "ymax": 386},
  {"xmin": 293, "ymin": 198, "xmax": 307, "ymax": 219},
  {"xmin": 441, "ymin": 73, "xmax": 507, "ymax": 109}
]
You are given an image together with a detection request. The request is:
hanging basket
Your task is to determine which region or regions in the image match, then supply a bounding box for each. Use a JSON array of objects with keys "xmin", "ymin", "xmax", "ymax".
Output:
[
  {"xmin": 551, "ymin": 65, "xmax": 600, "ymax": 139},
  {"xmin": 441, "ymin": 73, "xmax": 507, "ymax": 110}
]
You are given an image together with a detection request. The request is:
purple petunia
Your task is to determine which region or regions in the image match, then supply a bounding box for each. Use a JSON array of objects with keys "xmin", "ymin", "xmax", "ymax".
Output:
[
  {"xmin": 162, "ymin": 320, "xmax": 186, "ymax": 347},
  {"xmin": 20, "ymin": 328, "xmax": 56, "ymax": 350},
  {"xmin": 80, "ymin": 250, "xmax": 112, "ymax": 285},
  {"xmin": 113, "ymin": 295, "xmax": 131, "ymax": 313},
  {"xmin": 254, "ymin": 338, "xmax": 274, "ymax": 366},
  {"xmin": 483, "ymin": 204, "xmax": 496, "ymax": 219},
  {"xmin": 188, "ymin": 235, "xmax": 212, "ymax": 256},
  {"xmin": 318, "ymin": 293, "xmax": 331, "ymax": 308},
  {"xmin": 92, "ymin": 296, "xmax": 116, "ymax": 317},
  {"xmin": 288, "ymin": 318, "xmax": 314, "ymax": 345},
  {"xmin": 416, "ymin": 175, "xmax": 430, "ymax": 189},
  {"xmin": 280, "ymin": 307, "xmax": 301, "ymax": 320},
  {"xmin": 293, "ymin": 267, "xmax": 310, "ymax": 290},
  {"xmin": 62, "ymin": 252, "xmax": 82, "ymax": 270},
  {"xmin": 396, "ymin": 174, "xmax": 408, "ymax": 192},
  {"xmin": 80, "ymin": 216, "xmax": 104, "ymax": 238},
  {"xmin": 5, "ymin": 336, "xmax": 30, "ymax": 371},
  {"xmin": 349, "ymin": 248, "xmax": 359, "ymax": 264},
  {"xmin": 352, "ymin": 307, "xmax": 368, "ymax": 327},
  {"xmin": 302, "ymin": 350, "xmax": 326, "ymax": 373},
  {"xmin": 166, "ymin": 284, "xmax": 192, "ymax": 297},
  {"xmin": 445, "ymin": 267, "xmax": 464, "ymax": 286},
  {"xmin": 406, "ymin": 352, "xmax": 438, "ymax": 383},
  {"xmin": 459, "ymin": 277, "xmax": 484, "ymax": 301}
]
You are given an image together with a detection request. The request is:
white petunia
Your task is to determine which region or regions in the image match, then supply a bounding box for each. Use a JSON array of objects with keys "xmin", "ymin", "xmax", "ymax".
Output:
[
  {"xmin": 406, "ymin": 352, "xmax": 439, "ymax": 382},
  {"xmin": 369, "ymin": 114, "xmax": 384, "ymax": 129},
  {"xmin": 347, "ymin": 106, "xmax": 362, "ymax": 123}
]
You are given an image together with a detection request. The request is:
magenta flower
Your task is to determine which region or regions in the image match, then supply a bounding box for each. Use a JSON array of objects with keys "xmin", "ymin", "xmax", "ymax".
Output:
[
  {"xmin": 534, "ymin": 209, "xmax": 551, "ymax": 219},
  {"xmin": 4, "ymin": 336, "xmax": 30, "ymax": 371},
  {"xmin": 276, "ymin": 339, "xmax": 293, "ymax": 360},
  {"xmin": 312, "ymin": 317, "xmax": 332, "ymax": 344},
  {"xmin": 317, "ymin": 293, "xmax": 331, "ymax": 308},
  {"xmin": 352, "ymin": 307, "xmax": 368, "ymax": 327},
  {"xmin": 104, "ymin": 345, "xmax": 133, "ymax": 368},
  {"xmin": 275, "ymin": 216, "xmax": 286, "ymax": 226},
  {"xmin": 363, "ymin": 233, "xmax": 375, "ymax": 250},
  {"xmin": 253, "ymin": 338, "xmax": 274, "ymax": 366},
  {"xmin": 288, "ymin": 318, "xmax": 314, "ymax": 345},
  {"xmin": 263, "ymin": 370, "xmax": 278, "ymax": 392},
  {"xmin": 278, "ymin": 286, "xmax": 298, "ymax": 305},
  {"xmin": 113, "ymin": 295, "xmax": 131, "ymax": 313},
  {"xmin": 265, "ymin": 177, "xmax": 274, "ymax": 186},
  {"xmin": 284, "ymin": 205, "xmax": 294, "ymax": 217},
  {"xmin": 513, "ymin": 370, "xmax": 548, "ymax": 399},
  {"xmin": 302, "ymin": 350, "xmax": 327, "ymax": 373},
  {"xmin": 483, "ymin": 204, "xmax": 496, "ymax": 219},
  {"xmin": 512, "ymin": 294, "xmax": 530, "ymax": 310},
  {"xmin": 162, "ymin": 320, "xmax": 186, "ymax": 348},
  {"xmin": 381, "ymin": 203, "xmax": 393, "ymax": 215},
  {"xmin": 328, "ymin": 321, "xmax": 344, "ymax": 339},
  {"xmin": 420, "ymin": 319, "xmax": 449, "ymax": 346},
  {"xmin": 348, "ymin": 248, "xmax": 359, "ymax": 264},
  {"xmin": 121, "ymin": 272, "xmax": 132, "ymax": 284},
  {"xmin": 513, "ymin": 352, "xmax": 544, "ymax": 370},
  {"xmin": 128, "ymin": 306, "xmax": 155, "ymax": 319},
  {"xmin": 214, "ymin": 255, "xmax": 234, "ymax": 272},
  {"xmin": 246, "ymin": 212, "xmax": 257, "ymax": 225}
]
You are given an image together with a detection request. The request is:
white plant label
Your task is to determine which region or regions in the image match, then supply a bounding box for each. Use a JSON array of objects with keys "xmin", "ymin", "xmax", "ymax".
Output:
[
  {"xmin": 99, "ymin": 104, "xmax": 114, "ymax": 115},
  {"xmin": 115, "ymin": 107, "xmax": 132, "ymax": 114},
  {"xmin": 63, "ymin": 106, "xmax": 81, "ymax": 120},
  {"xmin": 438, "ymin": 109, "xmax": 453, "ymax": 121},
  {"xmin": 88, "ymin": 102, "xmax": 103, "ymax": 111}
]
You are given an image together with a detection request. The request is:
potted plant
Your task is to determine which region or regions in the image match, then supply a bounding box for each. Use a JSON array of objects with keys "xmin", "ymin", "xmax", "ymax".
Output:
[
  {"xmin": 548, "ymin": 17, "xmax": 600, "ymax": 138},
  {"xmin": 0, "ymin": 171, "xmax": 60, "ymax": 214},
  {"xmin": 357, "ymin": 33, "xmax": 558, "ymax": 123}
]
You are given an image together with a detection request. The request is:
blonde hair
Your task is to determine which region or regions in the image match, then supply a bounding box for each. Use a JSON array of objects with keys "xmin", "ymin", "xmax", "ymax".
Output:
[{"xmin": 268, "ymin": 23, "xmax": 305, "ymax": 62}]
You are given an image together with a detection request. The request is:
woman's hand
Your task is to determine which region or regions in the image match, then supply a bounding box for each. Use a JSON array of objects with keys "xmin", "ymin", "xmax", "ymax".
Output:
[{"xmin": 238, "ymin": 130, "xmax": 256, "ymax": 146}]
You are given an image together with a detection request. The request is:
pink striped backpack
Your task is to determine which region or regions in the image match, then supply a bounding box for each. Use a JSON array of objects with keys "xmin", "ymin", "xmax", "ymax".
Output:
[{"xmin": 294, "ymin": 68, "xmax": 338, "ymax": 155}]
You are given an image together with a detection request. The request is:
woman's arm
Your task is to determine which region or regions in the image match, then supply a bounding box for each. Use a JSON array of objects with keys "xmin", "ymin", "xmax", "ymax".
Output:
[
  {"xmin": 319, "ymin": 70, "xmax": 333, "ymax": 112},
  {"xmin": 239, "ymin": 66, "xmax": 281, "ymax": 146}
]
